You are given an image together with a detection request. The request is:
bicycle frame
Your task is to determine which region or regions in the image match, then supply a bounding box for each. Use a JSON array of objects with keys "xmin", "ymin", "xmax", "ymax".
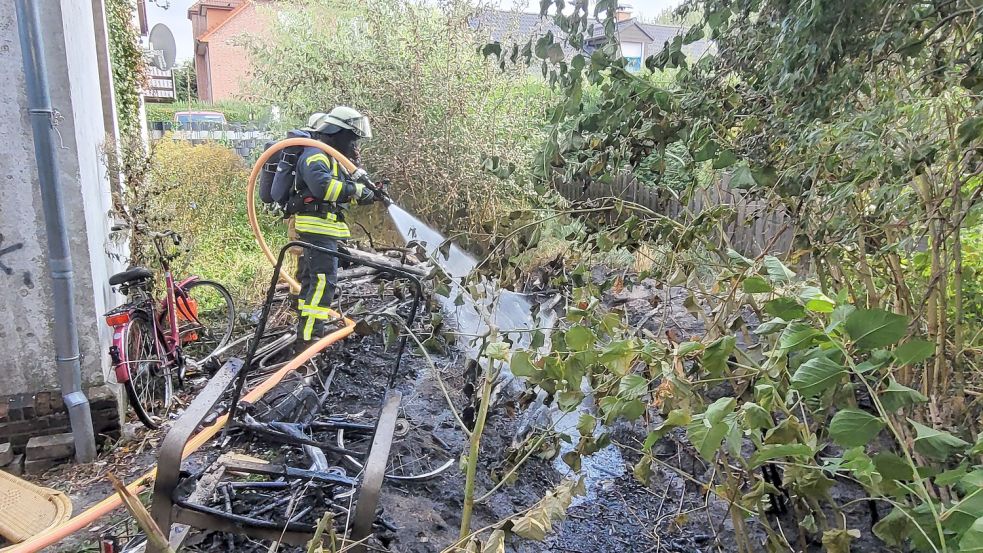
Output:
[{"xmin": 107, "ymin": 235, "xmax": 202, "ymax": 384}]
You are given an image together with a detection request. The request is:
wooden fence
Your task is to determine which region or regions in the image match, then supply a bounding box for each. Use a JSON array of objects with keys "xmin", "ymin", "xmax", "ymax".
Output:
[
  {"xmin": 147, "ymin": 122, "xmax": 274, "ymax": 158},
  {"xmin": 554, "ymin": 175, "xmax": 794, "ymax": 256}
]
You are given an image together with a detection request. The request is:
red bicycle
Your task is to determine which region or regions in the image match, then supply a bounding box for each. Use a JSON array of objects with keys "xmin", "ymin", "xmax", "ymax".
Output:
[{"xmin": 105, "ymin": 230, "xmax": 235, "ymax": 428}]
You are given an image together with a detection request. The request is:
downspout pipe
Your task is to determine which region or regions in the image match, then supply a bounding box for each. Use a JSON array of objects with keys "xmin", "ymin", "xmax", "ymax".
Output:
[{"xmin": 15, "ymin": 0, "xmax": 97, "ymax": 463}]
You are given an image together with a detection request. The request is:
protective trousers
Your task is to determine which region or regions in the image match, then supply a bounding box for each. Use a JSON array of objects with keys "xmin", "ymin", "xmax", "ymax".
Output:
[{"xmin": 295, "ymin": 232, "xmax": 339, "ymax": 342}]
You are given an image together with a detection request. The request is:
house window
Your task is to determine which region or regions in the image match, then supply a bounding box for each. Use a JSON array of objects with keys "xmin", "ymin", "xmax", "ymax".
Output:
[{"xmin": 621, "ymin": 41, "xmax": 643, "ymax": 72}]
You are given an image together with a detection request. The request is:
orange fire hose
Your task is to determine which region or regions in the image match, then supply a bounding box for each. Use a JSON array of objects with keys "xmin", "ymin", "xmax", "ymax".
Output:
[
  {"xmin": 9, "ymin": 139, "xmax": 360, "ymax": 552},
  {"xmin": 246, "ymin": 138, "xmax": 357, "ymax": 293},
  {"xmin": 4, "ymin": 324, "xmax": 354, "ymax": 553}
]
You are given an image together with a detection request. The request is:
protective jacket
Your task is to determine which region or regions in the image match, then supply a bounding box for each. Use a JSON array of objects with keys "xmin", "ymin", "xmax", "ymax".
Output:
[{"xmin": 294, "ymin": 147, "xmax": 368, "ymax": 239}]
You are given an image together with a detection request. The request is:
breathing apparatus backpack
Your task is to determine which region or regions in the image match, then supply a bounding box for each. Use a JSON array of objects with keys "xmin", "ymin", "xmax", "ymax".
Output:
[{"xmin": 258, "ymin": 129, "xmax": 312, "ymax": 215}]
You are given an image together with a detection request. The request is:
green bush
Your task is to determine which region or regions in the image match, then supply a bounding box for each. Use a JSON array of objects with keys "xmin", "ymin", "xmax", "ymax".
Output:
[
  {"xmin": 145, "ymin": 100, "xmax": 274, "ymax": 125},
  {"xmin": 242, "ymin": 0, "xmax": 553, "ymax": 237},
  {"xmin": 131, "ymin": 140, "xmax": 284, "ymax": 306}
]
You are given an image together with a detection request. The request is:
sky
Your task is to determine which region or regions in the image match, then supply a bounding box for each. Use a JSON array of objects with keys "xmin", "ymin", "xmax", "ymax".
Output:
[
  {"xmin": 145, "ymin": 0, "xmax": 196, "ymax": 63},
  {"xmin": 145, "ymin": 0, "xmax": 685, "ymax": 64}
]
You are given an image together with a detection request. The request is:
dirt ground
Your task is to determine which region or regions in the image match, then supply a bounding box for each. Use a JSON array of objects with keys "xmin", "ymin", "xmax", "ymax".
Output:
[{"xmin": 14, "ymin": 272, "xmax": 896, "ymax": 553}]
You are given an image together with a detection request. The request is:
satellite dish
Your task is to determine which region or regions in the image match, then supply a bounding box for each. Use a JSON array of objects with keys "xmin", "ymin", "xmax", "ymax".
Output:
[{"xmin": 148, "ymin": 23, "xmax": 176, "ymax": 71}]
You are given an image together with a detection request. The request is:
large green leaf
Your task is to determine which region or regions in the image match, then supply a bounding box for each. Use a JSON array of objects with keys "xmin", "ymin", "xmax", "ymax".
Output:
[
  {"xmin": 872, "ymin": 452, "xmax": 915, "ymax": 481},
  {"xmin": 727, "ymin": 249, "xmax": 753, "ymax": 268},
  {"xmin": 754, "ymin": 317, "xmax": 788, "ymax": 335},
  {"xmin": 971, "ymin": 435, "xmax": 983, "ymax": 457},
  {"xmin": 779, "ymin": 322, "xmax": 821, "ymax": 351},
  {"xmin": 577, "ymin": 413, "xmax": 596, "ymax": 437},
  {"xmin": 894, "ymin": 339, "xmax": 935, "ymax": 366},
  {"xmin": 702, "ymin": 335, "xmax": 736, "ymax": 378},
  {"xmin": 828, "ymin": 409, "xmax": 885, "ymax": 448},
  {"xmin": 748, "ymin": 443, "xmax": 814, "ymax": 468},
  {"xmin": 762, "ymin": 255, "xmax": 795, "ymax": 283},
  {"xmin": 713, "ymin": 149, "xmax": 738, "ymax": 169},
  {"xmin": 790, "ymin": 355, "xmax": 846, "ymax": 397},
  {"xmin": 741, "ymin": 402, "xmax": 774, "ymax": 430},
  {"xmin": 509, "ymin": 351, "xmax": 539, "ymax": 378},
  {"xmin": 742, "ymin": 275, "xmax": 773, "ymax": 293},
  {"xmin": 564, "ymin": 325, "xmax": 595, "ymax": 351},
  {"xmin": 910, "ymin": 419, "xmax": 970, "ymax": 461},
  {"xmin": 643, "ymin": 409, "xmax": 692, "ymax": 449},
  {"xmin": 765, "ymin": 297, "xmax": 806, "ymax": 320},
  {"xmin": 598, "ymin": 397, "xmax": 645, "ymax": 423},
  {"xmin": 729, "ymin": 164, "xmax": 756, "ymax": 189},
  {"xmin": 880, "ymin": 379, "xmax": 928, "ymax": 412},
  {"xmin": 618, "ymin": 374, "xmax": 648, "ymax": 399},
  {"xmin": 685, "ymin": 398, "xmax": 737, "ymax": 461},
  {"xmin": 557, "ymin": 390, "xmax": 585, "ymax": 412},
  {"xmin": 676, "ymin": 341, "xmax": 704, "ymax": 356},
  {"xmin": 845, "ymin": 308, "xmax": 908, "ymax": 350},
  {"xmin": 704, "ymin": 396, "xmax": 737, "ymax": 425},
  {"xmin": 687, "ymin": 418, "xmax": 728, "ymax": 461},
  {"xmin": 826, "ymin": 304, "xmax": 856, "ymax": 333},
  {"xmin": 799, "ymin": 286, "xmax": 835, "ymax": 313},
  {"xmin": 959, "ymin": 516, "xmax": 983, "ymax": 552},
  {"xmin": 872, "ymin": 507, "xmax": 911, "ymax": 547}
]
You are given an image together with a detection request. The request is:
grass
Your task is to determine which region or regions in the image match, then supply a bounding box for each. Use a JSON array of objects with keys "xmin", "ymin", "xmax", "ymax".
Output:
[{"xmin": 148, "ymin": 140, "xmax": 286, "ymax": 308}]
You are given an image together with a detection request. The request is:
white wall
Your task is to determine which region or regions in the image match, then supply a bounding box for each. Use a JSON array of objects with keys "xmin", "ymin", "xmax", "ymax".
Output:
[
  {"xmin": 61, "ymin": 0, "xmax": 124, "ymax": 383},
  {"xmin": 622, "ymin": 41, "xmax": 643, "ymax": 72},
  {"xmin": 0, "ymin": 0, "xmax": 118, "ymax": 397}
]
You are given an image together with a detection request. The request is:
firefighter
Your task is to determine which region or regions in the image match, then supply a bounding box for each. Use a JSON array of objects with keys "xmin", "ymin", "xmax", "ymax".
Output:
[{"xmin": 293, "ymin": 106, "xmax": 377, "ymax": 347}]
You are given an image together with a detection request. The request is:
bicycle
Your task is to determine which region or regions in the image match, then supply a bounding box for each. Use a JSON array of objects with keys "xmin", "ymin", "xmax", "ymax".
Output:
[{"xmin": 105, "ymin": 229, "xmax": 236, "ymax": 429}]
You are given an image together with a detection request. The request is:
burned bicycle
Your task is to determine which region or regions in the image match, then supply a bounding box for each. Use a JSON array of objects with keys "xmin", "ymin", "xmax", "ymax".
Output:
[{"xmin": 146, "ymin": 241, "xmax": 452, "ymax": 552}]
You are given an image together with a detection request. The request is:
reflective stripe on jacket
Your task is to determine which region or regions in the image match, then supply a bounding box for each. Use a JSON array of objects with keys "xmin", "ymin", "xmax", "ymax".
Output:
[
  {"xmin": 295, "ymin": 147, "xmax": 360, "ymax": 238},
  {"xmin": 295, "ymin": 212, "xmax": 351, "ymax": 238}
]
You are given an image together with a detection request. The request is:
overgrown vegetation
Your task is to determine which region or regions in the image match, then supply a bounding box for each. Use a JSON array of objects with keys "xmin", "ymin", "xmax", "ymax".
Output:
[
  {"xmin": 109, "ymin": 138, "xmax": 282, "ymax": 305},
  {"xmin": 101, "ymin": 0, "xmax": 983, "ymax": 550},
  {"xmin": 243, "ymin": 0, "xmax": 554, "ymax": 244},
  {"xmin": 105, "ymin": 0, "xmax": 146, "ymax": 133},
  {"xmin": 452, "ymin": 0, "xmax": 983, "ymax": 551}
]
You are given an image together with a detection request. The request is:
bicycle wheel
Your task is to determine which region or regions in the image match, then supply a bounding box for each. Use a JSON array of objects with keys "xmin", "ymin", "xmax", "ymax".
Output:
[
  {"xmin": 174, "ymin": 280, "xmax": 235, "ymax": 365},
  {"xmin": 337, "ymin": 414, "xmax": 457, "ymax": 481},
  {"xmin": 121, "ymin": 311, "xmax": 173, "ymax": 429}
]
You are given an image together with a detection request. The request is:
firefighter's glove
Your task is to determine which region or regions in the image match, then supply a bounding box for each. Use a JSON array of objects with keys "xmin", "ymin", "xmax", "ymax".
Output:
[
  {"xmin": 374, "ymin": 179, "xmax": 392, "ymax": 204},
  {"xmin": 354, "ymin": 182, "xmax": 375, "ymax": 205},
  {"xmin": 351, "ymin": 168, "xmax": 371, "ymax": 185}
]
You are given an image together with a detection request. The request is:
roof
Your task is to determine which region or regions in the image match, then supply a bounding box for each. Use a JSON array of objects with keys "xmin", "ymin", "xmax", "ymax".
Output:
[
  {"xmin": 469, "ymin": 10, "xmax": 595, "ymax": 58},
  {"xmin": 588, "ymin": 19, "xmax": 711, "ymax": 57},
  {"xmin": 197, "ymin": 1, "xmax": 253, "ymax": 42},
  {"xmin": 187, "ymin": 0, "xmax": 244, "ymax": 18},
  {"xmin": 470, "ymin": 9, "xmax": 711, "ymax": 60},
  {"xmin": 636, "ymin": 21, "xmax": 711, "ymax": 57},
  {"xmin": 471, "ymin": 11, "xmax": 560, "ymax": 43}
]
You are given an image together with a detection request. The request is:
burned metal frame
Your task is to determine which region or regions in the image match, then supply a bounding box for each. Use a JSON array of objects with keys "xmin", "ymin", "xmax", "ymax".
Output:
[
  {"xmin": 226, "ymin": 240, "xmax": 423, "ymax": 426},
  {"xmin": 148, "ymin": 241, "xmax": 424, "ymax": 552},
  {"xmin": 150, "ymin": 358, "xmax": 243, "ymax": 544}
]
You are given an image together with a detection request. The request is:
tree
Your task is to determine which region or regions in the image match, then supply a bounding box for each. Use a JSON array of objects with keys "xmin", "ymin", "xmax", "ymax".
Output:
[
  {"xmin": 171, "ymin": 59, "xmax": 198, "ymax": 103},
  {"xmin": 241, "ymin": 0, "xmax": 552, "ymax": 239},
  {"xmin": 475, "ymin": 0, "xmax": 983, "ymax": 550}
]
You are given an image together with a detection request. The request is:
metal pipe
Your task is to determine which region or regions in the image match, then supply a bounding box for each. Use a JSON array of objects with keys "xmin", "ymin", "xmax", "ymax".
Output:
[{"xmin": 15, "ymin": 0, "xmax": 97, "ymax": 462}]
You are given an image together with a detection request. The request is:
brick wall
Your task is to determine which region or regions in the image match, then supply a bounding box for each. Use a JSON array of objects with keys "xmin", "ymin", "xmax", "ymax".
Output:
[
  {"xmin": 206, "ymin": 2, "xmax": 272, "ymax": 102},
  {"xmin": 0, "ymin": 386, "xmax": 120, "ymax": 454}
]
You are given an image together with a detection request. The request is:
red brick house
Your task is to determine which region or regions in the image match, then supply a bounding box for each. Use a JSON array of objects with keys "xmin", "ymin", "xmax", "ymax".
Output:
[{"xmin": 187, "ymin": 0, "xmax": 272, "ymax": 102}]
